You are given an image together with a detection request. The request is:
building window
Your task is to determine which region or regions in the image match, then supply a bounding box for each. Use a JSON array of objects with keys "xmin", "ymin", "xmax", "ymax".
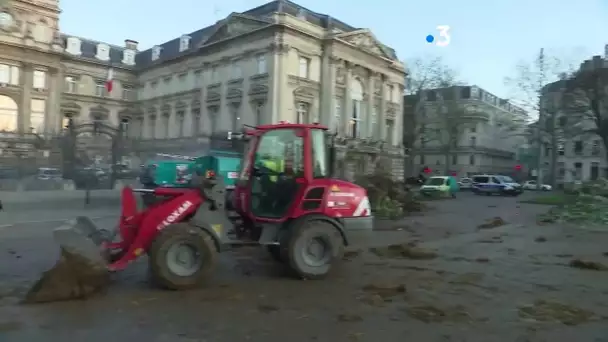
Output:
[
  {"xmin": 179, "ymin": 35, "xmax": 190, "ymax": 52},
  {"xmin": 469, "ymin": 154, "xmax": 476, "ymax": 165},
  {"xmin": 452, "ymin": 154, "xmax": 457, "ymax": 165},
  {"xmin": 574, "ymin": 141, "xmax": 583, "ymax": 155},
  {"xmin": 591, "ymin": 162, "xmax": 600, "ymax": 180},
  {"xmin": 65, "ymin": 37, "xmax": 82, "ymax": 55},
  {"xmin": 256, "ymin": 54, "xmax": 266, "ymax": 74},
  {"xmin": 148, "ymin": 117, "xmax": 156, "ymax": 139},
  {"xmin": 558, "ymin": 139, "xmax": 565, "ymax": 156},
  {"xmin": 420, "ymin": 136, "xmax": 426, "ymax": 148},
  {"xmin": 461, "ymin": 87, "xmax": 471, "ymax": 99},
  {"xmin": 574, "ymin": 162, "xmax": 583, "ymax": 180},
  {"xmin": 231, "ymin": 61, "xmax": 242, "ymax": 79},
  {"xmin": 192, "ymin": 110, "xmax": 201, "ymax": 135},
  {"xmin": 558, "ymin": 162, "xmax": 565, "ymax": 178},
  {"xmin": 95, "ymin": 80, "xmax": 106, "ymax": 97},
  {"xmin": 470, "ymin": 136, "xmax": 476, "ymax": 147},
  {"xmin": 426, "ymin": 90, "xmax": 437, "ymax": 101},
  {"xmin": 254, "ymin": 103, "xmax": 263, "ymax": 126},
  {"xmin": 296, "ymin": 102, "xmax": 309, "ymax": 124},
  {"xmin": 95, "ymin": 43, "xmax": 110, "ymax": 61},
  {"xmin": 209, "ymin": 107, "xmax": 218, "ymax": 134},
  {"xmin": 592, "ymin": 140, "xmax": 600, "ymax": 156},
  {"xmin": 162, "ymin": 115, "xmax": 170, "ymax": 138},
  {"xmin": 332, "ymin": 99, "xmax": 341, "ymax": 133},
  {"xmin": 122, "ymin": 49, "xmax": 135, "ymax": 65},
  {"xmin": 210, "ymin": 66, "xmax": 218, "ymax": 82},
  {"xmin": 0, "ymin": 64, "xmax": 19, "ymax": 85},
  {"xmin": 33, "ymin": 70, "xmax": 46, "ymax": 89},
  {"xmin": 122, "ymin": 85, "xmax": 133, "ymax": 100},
  {"xmin": 370, "ymin": 106, "xmax": 378, "ymax": 139},
  {"xmin": 30, "ymin": 99, "xmax": 45, "ymax": 134},
  {"xmin": 176, "ymin": 111, "xmax": 185, "ymax": 137},
  {"xmin": 298, "ymin": 56, "xmax": 310, "ymax": 78},
  {"xmin": 230, "ymin": 105, "xmax": 240, "ymax": 131},
  {"xmin": 388, "ymin": 85, "xmax": 394, "ymax": 102},
  {"xmin": 385, "ymin": 119, "xmax": 394, "ymax": 145},
  {"xmin": 419, "ymin": 155, "xmax": 425, "ymax": 165},
  {"xmin": 470, "ymin": 124, "xmax": 476, "ymax": 133},
  {"xmin": 350, "ymin": 80, "xmax": 364, "ymax": 138},
  {"xmin": 64, "ymin": 76, "xmax": 77, "ymax": 93},
  {"xmin": 194, "ymin": 69, "xmax": 202, "ymax": 86},
  {"xmin": 151, "ymin": 46, "xmax": 162, "ymax": 61}
]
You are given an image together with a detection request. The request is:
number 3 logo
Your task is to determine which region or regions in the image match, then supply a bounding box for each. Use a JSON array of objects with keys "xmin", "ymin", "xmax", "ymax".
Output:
[{"xmin": 436, "ymin": 25, "xmax": 450, "ymax": 47}]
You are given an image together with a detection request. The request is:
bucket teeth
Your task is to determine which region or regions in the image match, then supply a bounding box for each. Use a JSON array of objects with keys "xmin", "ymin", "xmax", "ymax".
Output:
[{"xmin": 23, "ymin": 218, "xmax": 111, "ymax": 304}]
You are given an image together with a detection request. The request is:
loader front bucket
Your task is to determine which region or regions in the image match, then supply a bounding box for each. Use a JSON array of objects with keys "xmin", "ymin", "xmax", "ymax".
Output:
[{"xmin": 24, "ymin": 217, "xmax": 111, "ymax": 304}]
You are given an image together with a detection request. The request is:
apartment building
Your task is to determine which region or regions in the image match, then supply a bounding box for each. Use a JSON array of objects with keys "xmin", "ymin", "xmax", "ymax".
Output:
[{"xmin": 404, "ymin": 85, "xmax": 527, "ymax": 178}]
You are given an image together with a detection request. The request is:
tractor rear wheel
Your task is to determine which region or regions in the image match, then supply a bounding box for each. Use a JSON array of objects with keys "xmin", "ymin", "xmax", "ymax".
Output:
[
  {"xmin": 283, "ymin": 219, "xmax": 343, "ymax": 280},
  {"xmin": 148, "ymin": 223, "xmax": 217, "ymax": 290}
]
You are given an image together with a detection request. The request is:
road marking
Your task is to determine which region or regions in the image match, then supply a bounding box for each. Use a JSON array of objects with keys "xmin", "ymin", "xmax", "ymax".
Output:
[{"xmin": 0, "ymin": 215, "xmax": 116, "ymax": 229}]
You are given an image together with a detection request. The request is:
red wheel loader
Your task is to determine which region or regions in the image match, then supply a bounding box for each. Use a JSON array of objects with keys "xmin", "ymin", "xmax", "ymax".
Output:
[{"xmin": 25, "ymin": 123, "xmax": 374, "ymax": 303}]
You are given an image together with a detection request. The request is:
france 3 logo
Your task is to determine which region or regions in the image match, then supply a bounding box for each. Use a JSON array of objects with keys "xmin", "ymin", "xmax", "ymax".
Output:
[{"xmin": 426, "ymin": 25, "xmax": 450, "ymax": 47}]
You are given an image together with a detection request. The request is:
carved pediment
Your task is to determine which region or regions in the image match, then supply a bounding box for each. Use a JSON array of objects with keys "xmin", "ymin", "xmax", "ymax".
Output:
[
  {"xmin": 335, "ymin": 29, "xmax": 393, "ymax": 60},
  {"xmin": 200, "ymin": 13, "xmax": 271, "ymax": 47}
]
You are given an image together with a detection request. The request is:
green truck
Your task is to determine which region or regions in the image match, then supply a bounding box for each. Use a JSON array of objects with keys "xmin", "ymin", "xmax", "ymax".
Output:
[{"xmin": 139, "ymin": 151, "xmax": 241, "ymax": 206}]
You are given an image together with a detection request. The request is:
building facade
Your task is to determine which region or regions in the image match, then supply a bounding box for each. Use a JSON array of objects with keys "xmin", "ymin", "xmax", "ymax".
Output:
[
  {"xmin": 404, "ymin": 85, "xmax": 527, "ymax": 178},
  {"xmin": 539, "ymin": 52, "xmax": 608, "ymax": 184},
  {"xmin": 0, "ymin": 0, "xmax": 406, "ymax": 179}
]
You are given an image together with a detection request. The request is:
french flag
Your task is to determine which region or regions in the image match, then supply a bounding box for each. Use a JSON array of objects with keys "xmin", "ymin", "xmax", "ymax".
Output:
[{"xmin": 105, "ymin": 68, "xmax": 114, "ymax": 93}]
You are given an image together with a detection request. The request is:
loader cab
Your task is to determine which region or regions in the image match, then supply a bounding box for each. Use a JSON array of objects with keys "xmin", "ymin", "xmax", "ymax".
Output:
[{"xmin": 235, "ymin": 124, "xmax": 330, "ymax": 220}]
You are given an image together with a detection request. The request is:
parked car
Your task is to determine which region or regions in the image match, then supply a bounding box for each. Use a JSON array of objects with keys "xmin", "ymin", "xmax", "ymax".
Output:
[
  {"xmin": 522, "ymin": 180, "xmax": 552, "ymax": 191},
  {"xmin": 471, "ymin": 174, "xmax": 523, "ymax": 196},
  {"xmin": 419, "ymin": 175, "xmax": 459, "ymax": 198},
  {"xmin": 36, "ymin": 167, "xmax": 62, "ymax": 181},
  {"xmin": 458, "ymin": 177, "xmax": 473, "ymax": 190}
]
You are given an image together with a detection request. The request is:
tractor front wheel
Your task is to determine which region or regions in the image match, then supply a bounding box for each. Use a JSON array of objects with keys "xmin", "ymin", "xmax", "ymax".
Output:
[
  {"xmin": 148, "ymin": 223, "xmax": 217, "ymax": 290},
  {"xmin": 283, "ymin": 219, "xmax": 343, "ymax": 280}
]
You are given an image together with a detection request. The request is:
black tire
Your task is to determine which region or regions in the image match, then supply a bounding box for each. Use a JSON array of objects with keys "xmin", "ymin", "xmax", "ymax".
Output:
[
  {"xmin": 148, "ymin": 223, "xmax": 217, "ymax": 290},
  {"xmin": 282, "ymin": 219, "xmax": 344, "ymax": 280}
]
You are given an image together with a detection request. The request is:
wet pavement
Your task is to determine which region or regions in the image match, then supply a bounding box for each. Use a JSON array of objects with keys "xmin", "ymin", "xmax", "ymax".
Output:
[{"xmin": 1, "ymin": 192, "xmax": 608, "ymax": 341}]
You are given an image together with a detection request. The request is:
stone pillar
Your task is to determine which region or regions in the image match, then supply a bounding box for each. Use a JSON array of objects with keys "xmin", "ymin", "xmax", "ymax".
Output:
[
  {"xmin": 46, "ymin": 68, "xmax": 62, "ymax": 135},
  {"xmin": 319, "ymin": 53, "xmax": 338, "ymax": 127},
  {"xmin": 343, "ymin": 62, "xmax": 353, "ymax": 136},
  {"xmin": 19, "ymin": 64, "xmax": 33, "ymax": 133},
  {"xmin": 366, "ymin": 71, "xmax": 375, "ymax": 139},
  {"xmin": 395, "ymin": 84, "xmax": 405, "ymax": 146},
  {"xmin": 378, "ymin": 74, "xmax": 387, "ymax": 142}
]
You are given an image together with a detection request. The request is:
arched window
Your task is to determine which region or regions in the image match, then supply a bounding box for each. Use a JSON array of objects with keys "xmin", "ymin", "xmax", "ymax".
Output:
[
  {"xmin": 349, "ymin": 79, "xmax": 364, "ymax": 138},
  {"xmin": 0, "ymin": 95, "xmax": 18, "ymax": 132}
]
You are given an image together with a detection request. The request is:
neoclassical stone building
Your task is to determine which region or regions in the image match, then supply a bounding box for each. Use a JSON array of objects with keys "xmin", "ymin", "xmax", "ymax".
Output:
[{"xmin": 0, "ymin": 0, "xmax": 406, "ymax": 178}]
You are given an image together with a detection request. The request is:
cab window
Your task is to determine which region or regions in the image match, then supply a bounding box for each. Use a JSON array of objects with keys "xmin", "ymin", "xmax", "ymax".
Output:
[
  {"xmin": 311, "ymin": 129, "xmax": 329, "ymax": 178},
  {"xmin": 254, "ymin": 128, "xmax": 303, "ymax": 176}
]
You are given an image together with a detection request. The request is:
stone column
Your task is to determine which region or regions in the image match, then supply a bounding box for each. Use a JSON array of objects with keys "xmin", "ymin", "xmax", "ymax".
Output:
[
  {"xmin": 319, "ymin": 53, "xmax": 338, "ymax": 127},
  {"xmin": 19, "ymin": 64, "xmax": 33, "ymax": 133},
  {"xmin": 395, "ymin": 84, "xmax": 405, "ymax": 146},
  {"xmin": 378, "ymin": 74, "xmax": 387, "ymax": 142},
  {"xmin": 366, "ymin": 71, "xmax": 375, "ymax": 139},
  {"xmin": 343, "ymin": 62, "xmax": 353, "ymax": 136},
  {"xmin": 46, "ymin": 68, "xmax": 62, "ymax": 135}
]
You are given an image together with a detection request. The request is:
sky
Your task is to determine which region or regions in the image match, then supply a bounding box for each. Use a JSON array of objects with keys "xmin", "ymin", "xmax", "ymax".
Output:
[{"xmin": 59, "ymin": 0, "xmax": 608, "ymax": 99}]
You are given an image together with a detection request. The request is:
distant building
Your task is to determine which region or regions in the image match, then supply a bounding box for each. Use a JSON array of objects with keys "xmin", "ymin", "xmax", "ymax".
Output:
[
  {"xmin": 403, "ymin": 85, "xmax": 527, "ymax": 177},
  {"xmin": 539, "ymin": 49, "xmax": 608, "ymax": 184}
]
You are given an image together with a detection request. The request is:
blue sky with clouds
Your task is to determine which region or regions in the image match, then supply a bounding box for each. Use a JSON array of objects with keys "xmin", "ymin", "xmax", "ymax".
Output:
[{"xmin": 59, "ymin": 0, "xmax": 607, "ymax": 97}]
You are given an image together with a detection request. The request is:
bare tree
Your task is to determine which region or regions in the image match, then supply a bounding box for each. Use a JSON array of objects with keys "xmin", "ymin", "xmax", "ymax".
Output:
[
  {"xmin": 504, "ymin": 48, "xmax": 578, "ymax": 186},
  {"xmin": 403, "ymin": 56, "xmax": 461, "ymax": 176}
]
